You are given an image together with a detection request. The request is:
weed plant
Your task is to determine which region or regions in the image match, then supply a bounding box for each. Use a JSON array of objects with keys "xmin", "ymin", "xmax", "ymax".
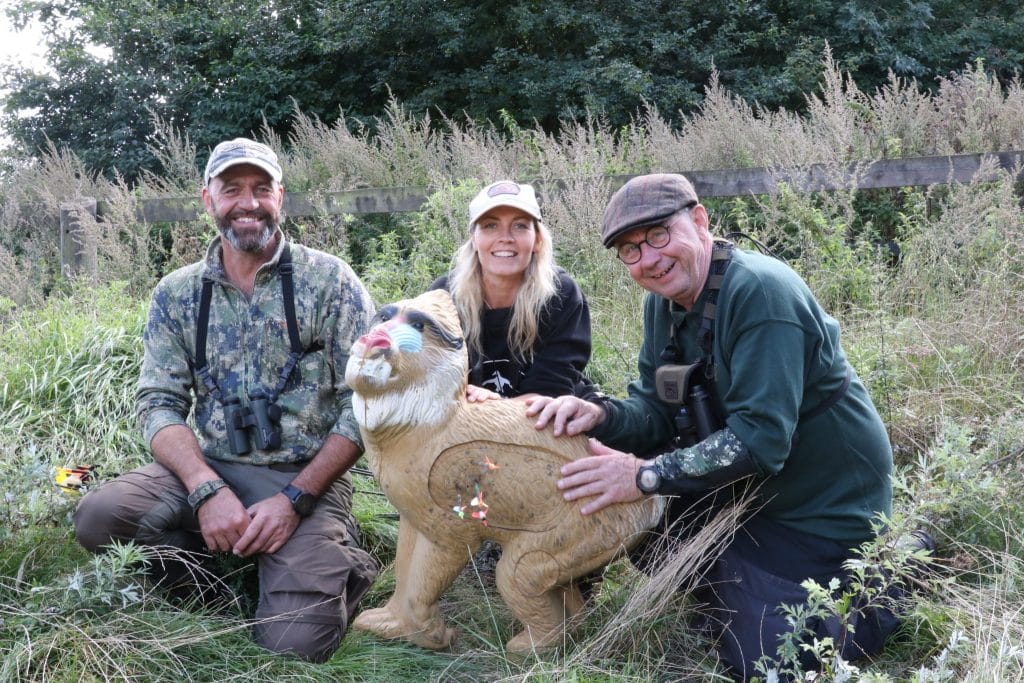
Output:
[
  {"xmin": 1, "ymin": 53, "xmax": 1023, "ymax": 680},
  {"xmin": 0, "ymin": 283, "xmax": 148, "ymax": 545}
]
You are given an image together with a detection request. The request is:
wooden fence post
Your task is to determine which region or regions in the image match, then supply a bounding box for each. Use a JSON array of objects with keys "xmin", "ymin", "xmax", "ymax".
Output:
[{"xmin": 59, "ymin": 198, "xmax": 98, "ymax": 279}]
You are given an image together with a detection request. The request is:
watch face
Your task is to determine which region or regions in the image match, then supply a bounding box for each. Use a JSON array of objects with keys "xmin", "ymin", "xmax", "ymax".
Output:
[
  {"xmin": 637, "ymin": 466, "xmax": 660, "ymax": 493},
  {"xmin": 283, "ymin": 484, "xmax": 316, "ymax": 516},
  {"xmin": 294, "ymin": 492, "xmax": 316, "ymax": 516}
]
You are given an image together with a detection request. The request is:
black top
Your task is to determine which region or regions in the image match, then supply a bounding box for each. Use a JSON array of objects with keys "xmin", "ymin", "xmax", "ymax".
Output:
[{"xmin": 429, "ymin": 269, "xmax": 592, "ymax": 397}]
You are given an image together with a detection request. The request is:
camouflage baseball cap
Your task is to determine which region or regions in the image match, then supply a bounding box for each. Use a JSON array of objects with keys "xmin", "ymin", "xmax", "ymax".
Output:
[
  {"xmin": 601, "ymin": 173, "xmax": 699, "ymax": 247},
  {"xmin": 204, "ymin": 137, "xmax": 283, "ymax": 185}
]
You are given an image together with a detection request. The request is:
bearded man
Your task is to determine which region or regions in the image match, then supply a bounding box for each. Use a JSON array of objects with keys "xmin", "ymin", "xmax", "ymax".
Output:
[{"xmin": 74, "ymin": 138, "xmax": 378, "ymax": 662}]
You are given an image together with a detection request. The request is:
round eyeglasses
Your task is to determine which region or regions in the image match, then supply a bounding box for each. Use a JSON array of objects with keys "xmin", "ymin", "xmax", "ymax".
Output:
[{"xmin": 616, "ymin": 225, "xmax": 672, "ymax": 264}]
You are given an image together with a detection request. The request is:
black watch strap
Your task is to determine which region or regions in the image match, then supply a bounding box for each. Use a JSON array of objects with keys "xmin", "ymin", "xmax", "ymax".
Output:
[
  {"xmin": 281, "ymin": 483, "xmax": 316, "ymax": 517},
  {"xmin": 187, "ymin": 478, "xmax": 228, "ymax": 513}
]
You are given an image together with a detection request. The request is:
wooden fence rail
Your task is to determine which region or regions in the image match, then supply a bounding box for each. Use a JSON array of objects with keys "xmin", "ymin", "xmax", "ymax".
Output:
[{"xmin": 58, "ymin": 151, "xmax": 1024, "ymax": 276}]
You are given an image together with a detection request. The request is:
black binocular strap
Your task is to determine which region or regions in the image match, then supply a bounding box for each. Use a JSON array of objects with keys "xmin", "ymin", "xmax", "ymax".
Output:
[
  {"xmin": 195, "ymin": 275, "xmax": 222, "ymax": 402},
  {"xmin": 801, "ymin": 365, "xmax": 852, "ymax": 422},
  {"xmin": 790, "ymin": 365, "xmax": 853, "ymax": 448},
  {"xmin": 693, "ymin": 241, "xmax": 852, "ymax": 419},
  {"xmin": 660, "ymin": 241, "xmax": 736, "ymax": 367},
  {"xmin": 696, "ymin": 241, "xmax": 736, "ymax": 364},
  {"xmin": 194, "ymin": 243, "xmax": 303, "ymax": 405},
  {"xmin": 271, "ymin": 248, "xmax": 303, "ymax": 402}
]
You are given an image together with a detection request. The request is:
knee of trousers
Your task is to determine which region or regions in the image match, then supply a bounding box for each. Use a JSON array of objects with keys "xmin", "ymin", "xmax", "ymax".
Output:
[
  {"xmin": 73, "ymin": 488, "xmax": 121, "ymax": 552},
  {"xmin": 72, "ymin": 463, "xmax": 196, "ymax": 553},
  {"xmin": 253, "ymin": 614, "xmax": 345, "ymax": 663}
]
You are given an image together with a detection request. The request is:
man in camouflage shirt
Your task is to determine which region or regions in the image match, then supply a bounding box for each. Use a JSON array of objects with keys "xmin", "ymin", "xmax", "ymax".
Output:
[{"xmin": 74, "ymin": 138, "xmax": 378, "ymax": 662}]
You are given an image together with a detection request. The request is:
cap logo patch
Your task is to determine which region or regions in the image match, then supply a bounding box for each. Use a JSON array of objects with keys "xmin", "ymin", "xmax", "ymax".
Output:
[{"xmin": 487, "ymin": 182, "xmax": 521, "ymax": 197}]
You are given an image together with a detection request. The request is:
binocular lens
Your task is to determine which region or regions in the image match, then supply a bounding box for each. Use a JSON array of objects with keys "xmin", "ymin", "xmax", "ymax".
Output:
[{"xmin": 223, "ymin": 395, "xmax": 283, "ymax": 455}]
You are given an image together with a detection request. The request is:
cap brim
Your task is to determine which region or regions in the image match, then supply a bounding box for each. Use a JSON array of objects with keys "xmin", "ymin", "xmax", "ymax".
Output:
[
  {"xmin": 471, "ymin": 198, "xmax": 542, "ymax": 226},
  {"xmin": 206, "ymin": 158, "xmax": 282, "ymax": 184}
]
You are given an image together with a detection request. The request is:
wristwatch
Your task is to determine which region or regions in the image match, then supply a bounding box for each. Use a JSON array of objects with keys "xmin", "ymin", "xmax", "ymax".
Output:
[
  {"xmin": 635, "ymin": 464, "xmax": 662, "ymax": 495},
  {"xmin": 580, "ymin": 389, "xmax": 614, "ymax": 412},
  {"xmin": 281, "ymin": 483, "xmax": 317, "ymax": 517},
  {"xmin": 187, "ymin": 478, "xmax": 228, "ymax": 513}
]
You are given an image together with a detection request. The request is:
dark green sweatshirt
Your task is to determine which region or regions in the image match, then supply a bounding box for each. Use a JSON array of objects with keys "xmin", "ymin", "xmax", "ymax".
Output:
[{"xmin": 591, "ymin": 248, "xmax": 892, "ymax": 546}]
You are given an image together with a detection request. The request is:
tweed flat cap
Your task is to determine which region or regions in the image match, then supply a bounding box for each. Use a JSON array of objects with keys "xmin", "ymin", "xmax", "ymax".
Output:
[{"xmin": 601, "ymin": 173, "xmax": 699, "ymax": 247}]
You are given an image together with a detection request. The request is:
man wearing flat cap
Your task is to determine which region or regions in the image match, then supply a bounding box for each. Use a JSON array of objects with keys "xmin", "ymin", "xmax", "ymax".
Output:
[
  {"xmin": 528, "ymin": 174, "xmax": 910, "ymax": 679},
  {"xmin": 74, "ymin": 137, "xmax": 378, "ymax": 662}
]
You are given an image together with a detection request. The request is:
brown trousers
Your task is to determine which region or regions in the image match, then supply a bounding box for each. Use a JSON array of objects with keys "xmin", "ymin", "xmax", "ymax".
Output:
[{"xmin": 73, "ymin": 460, "xmax": 378, "ymax": 662}]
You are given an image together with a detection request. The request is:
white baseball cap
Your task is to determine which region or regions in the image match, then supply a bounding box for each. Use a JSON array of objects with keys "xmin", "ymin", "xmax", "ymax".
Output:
[
  {"xmin": 204, "ymin": 137, "xmax": 283, "ymax": 185},
  {"xmin": 468, "ymin": 181, "xmax": 542, "ymax": 228}
]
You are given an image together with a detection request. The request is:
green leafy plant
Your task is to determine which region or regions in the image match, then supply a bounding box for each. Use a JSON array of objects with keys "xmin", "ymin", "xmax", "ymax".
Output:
[{"xmin": 360, "ymin": 180, "xmax": 475, "ymax": 304}]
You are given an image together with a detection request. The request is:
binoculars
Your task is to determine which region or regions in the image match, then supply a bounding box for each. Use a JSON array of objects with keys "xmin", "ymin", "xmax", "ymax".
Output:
[
  {"xmin": 673, "ymin": 385, "xmax": 719, "ymax": 447},
  {"xmin": 223, "ymin": 392, "xmax": 283, "ymax": 455},
  {"xmin": 655, "ymin": 361, "xmax": 723, "ymax": 447}
]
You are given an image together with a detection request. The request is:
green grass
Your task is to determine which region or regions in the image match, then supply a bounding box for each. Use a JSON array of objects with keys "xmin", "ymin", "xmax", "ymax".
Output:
[{"xmin": 3, "ymin": 218, "xmax": 1024, "ymax": 681}]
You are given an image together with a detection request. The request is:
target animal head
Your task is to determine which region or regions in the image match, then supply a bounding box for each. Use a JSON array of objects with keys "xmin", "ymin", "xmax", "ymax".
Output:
[{"xmin": 345, "ymin": 289, "xmax": 468, "ymax": 429}]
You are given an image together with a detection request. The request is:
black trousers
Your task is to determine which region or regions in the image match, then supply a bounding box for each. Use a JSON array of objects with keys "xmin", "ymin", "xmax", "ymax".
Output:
[{"xmin": 630, "ymin": 493, "xmax": 900, "ymax": 681}]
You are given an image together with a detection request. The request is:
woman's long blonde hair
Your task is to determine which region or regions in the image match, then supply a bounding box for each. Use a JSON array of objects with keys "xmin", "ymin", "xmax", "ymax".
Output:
[{"xmin": 449, "ymin": 218, "xmax": 558, "ymax": 362}]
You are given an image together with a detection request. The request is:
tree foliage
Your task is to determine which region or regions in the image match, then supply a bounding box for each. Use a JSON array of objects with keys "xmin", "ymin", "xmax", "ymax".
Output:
[
  {"xmin": 3, "ymin": 0, "xmax": 1023, "ymax": 181},
  {"xmin": 2, "ymin": 0, "xmax": 353, "ymax": 179}
]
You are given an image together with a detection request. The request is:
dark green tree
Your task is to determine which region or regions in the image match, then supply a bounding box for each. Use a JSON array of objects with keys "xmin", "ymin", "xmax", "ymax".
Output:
[{"xmin": 2, "ymin": 0, "xmax": 356, "ymax": 179}]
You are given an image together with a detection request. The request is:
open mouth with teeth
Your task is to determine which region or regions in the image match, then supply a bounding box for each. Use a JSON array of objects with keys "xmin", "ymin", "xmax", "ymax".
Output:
[
  {"xmin": 649, "ymin": 262, "xmax": 675, "ymax": 279},
  {"xmin": 230, "ymin": 211, "xmax": 270, "ymax": 225}
]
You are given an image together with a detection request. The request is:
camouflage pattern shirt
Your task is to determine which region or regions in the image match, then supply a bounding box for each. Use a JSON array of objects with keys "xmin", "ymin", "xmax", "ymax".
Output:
[{"xmin": 136, "ymin": 232, "xmax": 375, "ymax": 465}]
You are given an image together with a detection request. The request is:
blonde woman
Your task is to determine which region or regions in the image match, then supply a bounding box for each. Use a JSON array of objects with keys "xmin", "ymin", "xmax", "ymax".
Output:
[{"xmin": 429, "ymin": 180, "xmax": 592, "ymax": 403}]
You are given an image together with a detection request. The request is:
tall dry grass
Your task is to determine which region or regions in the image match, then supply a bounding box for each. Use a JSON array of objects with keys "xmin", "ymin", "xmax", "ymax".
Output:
[{"xmin": 5, "ymin": 52, "xmax": 1024, "ymax": 307}]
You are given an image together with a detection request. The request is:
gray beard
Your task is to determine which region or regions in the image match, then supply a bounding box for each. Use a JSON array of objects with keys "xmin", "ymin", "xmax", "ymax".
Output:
[{"xmin": 217, "ymin": 216, "xmax": 277, "ymax": 252}]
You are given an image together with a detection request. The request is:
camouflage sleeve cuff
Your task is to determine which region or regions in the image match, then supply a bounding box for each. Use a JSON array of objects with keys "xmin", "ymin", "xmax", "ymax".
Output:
[
  {"xmin": 330, "ymin": 406, "xmax": 364, "ymax": 452},
  {"xmin": 143, "ymin": 410, "xmax": 190, "ymax": 449},
  {"xmin": 654, "ymin": 426, "xmax": 760, "ymax": 493}
]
